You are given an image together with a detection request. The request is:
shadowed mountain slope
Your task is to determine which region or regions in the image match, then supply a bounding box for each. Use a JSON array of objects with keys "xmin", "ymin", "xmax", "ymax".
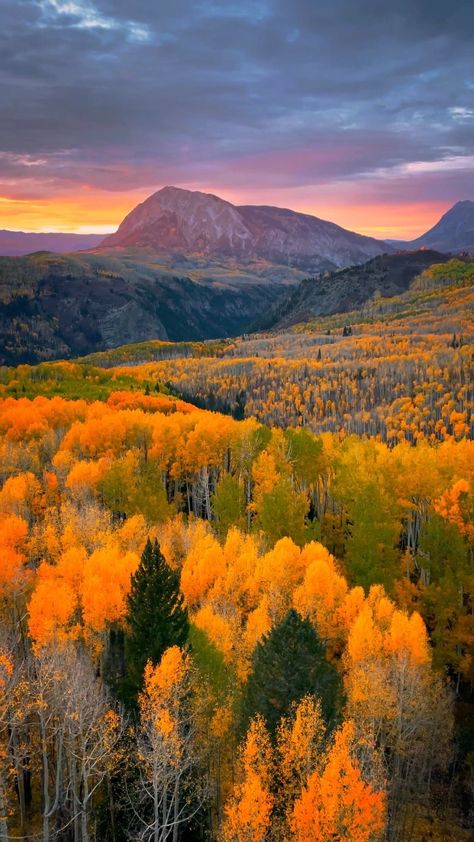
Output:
[
  {"xmin": 0, "ymin": 251, "xmax": 283, "ymax": 364},
  {"xmin": 257, "ymin": 250, "xmax": 453, "ymax": 330}
]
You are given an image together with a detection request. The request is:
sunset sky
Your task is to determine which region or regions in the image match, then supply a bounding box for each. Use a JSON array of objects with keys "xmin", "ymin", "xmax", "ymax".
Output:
[{"xmin": 1, "ymin": 0, "xmax": 473, "ymax": 239}]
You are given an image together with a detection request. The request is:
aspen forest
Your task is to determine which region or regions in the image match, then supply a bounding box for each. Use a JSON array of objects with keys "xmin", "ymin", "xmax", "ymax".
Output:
[{"xmin": 0, "ymin": 258, "xmax": 473, "ymax": 842}]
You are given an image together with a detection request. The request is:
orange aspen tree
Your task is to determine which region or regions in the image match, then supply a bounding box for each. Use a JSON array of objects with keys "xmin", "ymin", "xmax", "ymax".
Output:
[
  {"xmin": 345, "ymin": 597, "xmax": 453, "ymax": 837},
  {"xmin": 220, "ymin": 715, "xmax": 273, "ymax": 842},
  {"xmin": 275, "ymin": 695, "xmax": 326, "ymax": 837},
  {"xmin": 291, "ymin": 720, "xmax": 386, "ymax": 842}
]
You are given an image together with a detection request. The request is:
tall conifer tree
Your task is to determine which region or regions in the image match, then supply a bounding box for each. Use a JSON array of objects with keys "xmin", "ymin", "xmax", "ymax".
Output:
[
  {"xmin": 123, "ymin": 538, "xmax": 189, "ymax": 702},
  {"xmin": 241, "ymin": 609, "xmax": 341, "ymax": 734}
]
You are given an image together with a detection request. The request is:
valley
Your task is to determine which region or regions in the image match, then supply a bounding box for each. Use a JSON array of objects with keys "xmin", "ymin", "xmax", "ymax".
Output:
[{"xmin": 0, "ymin": 251, "xmax": 286, "ymax": 364}]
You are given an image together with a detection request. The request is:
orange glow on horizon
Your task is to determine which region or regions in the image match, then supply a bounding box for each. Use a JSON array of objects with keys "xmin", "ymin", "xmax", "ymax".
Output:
[
  {"xmin": 0, "ymin": 188, "xmax": 447, "ymax": 242},
  {"xmin": 0, "ymin": 190, "xmax": 147, "ymax": 235},
  {"xmin": 299, "ymin": 200, "xmax": 445, "ymax": 241}
]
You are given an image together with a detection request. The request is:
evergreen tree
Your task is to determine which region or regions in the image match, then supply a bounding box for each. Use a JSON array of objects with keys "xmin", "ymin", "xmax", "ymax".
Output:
[
  {"xmin": 123, "ymin": 538, "xmax": 189, "ymax": 702},
  {"xmin": 241, "ymin": 609, "xmax": 341, "ymax": 735}
]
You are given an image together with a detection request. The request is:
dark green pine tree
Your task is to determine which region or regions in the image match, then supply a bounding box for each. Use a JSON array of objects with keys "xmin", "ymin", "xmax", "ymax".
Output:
[
  {"xmin": 241, "ymin": 608, "xmax": 341, "ymax": 735},
  {"xmin": 123, "ymin": 537, "xmax": 189, "ymax": 703}
]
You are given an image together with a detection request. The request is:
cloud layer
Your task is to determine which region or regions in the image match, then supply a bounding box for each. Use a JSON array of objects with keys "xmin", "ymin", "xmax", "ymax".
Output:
[{"xmin": 1, "ymin": 0, "xmax": 473, "ymax": 235}]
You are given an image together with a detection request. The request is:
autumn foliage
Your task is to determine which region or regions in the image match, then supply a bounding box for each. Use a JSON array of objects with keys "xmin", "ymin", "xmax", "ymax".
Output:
[{"xmin": 0, "ymin": 323, "xmax": 471, "ymax": 842}]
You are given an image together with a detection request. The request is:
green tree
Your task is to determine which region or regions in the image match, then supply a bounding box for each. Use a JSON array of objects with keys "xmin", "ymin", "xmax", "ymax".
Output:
[
  {"xmin": 123, "ymin": 538, "xmax": 189, "ymax": 703},
  {"xmin": 285, "ymin": 428, "xmax": 324, "ymax": 490},
  {"xmin": 211, "ymin": 474, "xmax": 246, "ymax": 537},
  {"xmin": 241, "ymin": 609, "xmax": 341, "ymax": 735},
  {"xmin": 99, "ymin": 458, "xmax": 172, "ymax": 523},
  {"xmin": 344, "ymin": 480, "xmax": 400, "ymax": 592},
  {"xmin": 188, "ymin": 624, "xmax": 234, "ymax": 699},
  {"xmin": 98, "ymin": 458, "xmax": 135, "ymax": 513},
  {"xmin": 256, "ymin": 479, "xmax": 308, "ymax": 546},
  {"xmin": 132, "ymin": 462, "xmax": 173, "ymax": 523},
  {"xmin": 417, "ymin": 513, "xmax": 473, "ymax": 682}
]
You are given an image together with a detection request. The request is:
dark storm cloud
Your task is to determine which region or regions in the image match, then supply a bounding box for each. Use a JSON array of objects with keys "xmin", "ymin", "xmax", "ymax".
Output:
[{"xmin": 0, "ymin": 0, "xmax": 473, "ymax": 200}]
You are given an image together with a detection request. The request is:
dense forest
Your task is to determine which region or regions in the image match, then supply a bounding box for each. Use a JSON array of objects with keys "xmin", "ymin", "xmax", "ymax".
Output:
[
  {"xmin": 83, "ymin": 260, "xmax": 473, "ymax": 442},
  {"xmin": 0, "ymin": 259, "xmax": 472, "ymax": 841}
]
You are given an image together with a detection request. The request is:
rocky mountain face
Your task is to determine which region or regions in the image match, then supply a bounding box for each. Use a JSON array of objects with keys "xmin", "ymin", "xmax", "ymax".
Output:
[
  {"xmin": 0, "ymin": 230, "xmax": 103, "ymax": 256},
  {"xmin": 99, "ymin": 186, "xmax": 391, "ymax": 272},
  {"xmin": 258, "ymin": 250, "xmax": 452, "ymax": 330},
  {"xmin": 388, "ymin": 201, "xmax": 474, "ymax": 252},
  {"xmin": 0, "ymin": 252, "xmax": 283, "ymax": 365}
]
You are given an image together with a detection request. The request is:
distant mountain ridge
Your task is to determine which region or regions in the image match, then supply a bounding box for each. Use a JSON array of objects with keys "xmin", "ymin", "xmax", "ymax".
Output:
[
  {"xmin": 0, "ymin": 230, "xmax": 103, "ymax": 257},
  {"xmin": 387, "ymin": 200, "xmax": 474, "ymax": 252},
  {"xmin": 99, "ymin": 185, "xmax": 391, "ymax": 272},
  {"xmin": 2, "ymin": 197, "xmax": 472, "ymax": 263}
]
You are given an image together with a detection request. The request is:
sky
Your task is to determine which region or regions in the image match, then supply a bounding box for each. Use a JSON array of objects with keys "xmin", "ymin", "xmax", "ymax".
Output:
[{"xmin": 0, "ymin": 0, "xmax": 473, "ymax": 239}]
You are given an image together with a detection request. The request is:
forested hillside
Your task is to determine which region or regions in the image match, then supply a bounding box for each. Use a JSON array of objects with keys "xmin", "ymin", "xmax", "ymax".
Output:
[
  {"xmin": 1, "ymin": 248, "xmax": 469, "ymax": 369},
  {"xmin": 2, "ymin": 0, "xmax": 473, "ymax": 838},
  {"xmin": 257, "ymin": 250, "xmax": 454, "ymax": 330},
  {"xmin": 0, "ymin": 298, "xmax": 474, "ymax": 842},
  {"xmin": 64, "ymin": 260, "xmax": 472, "ymax": 443},
  {"xmin": 0, "ymin": 296, "xmax": 473, "ymax": 839}
]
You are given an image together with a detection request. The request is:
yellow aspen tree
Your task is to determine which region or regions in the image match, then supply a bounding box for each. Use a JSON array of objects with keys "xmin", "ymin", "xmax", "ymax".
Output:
[{"xmin": 135, "ymin": 647, "xmax": 205, "ymax": 842}]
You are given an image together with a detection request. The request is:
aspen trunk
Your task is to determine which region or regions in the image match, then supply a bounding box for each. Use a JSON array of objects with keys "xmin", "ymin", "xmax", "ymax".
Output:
[
  {"xmin": 81, "ymin": 772, "xmax": 89, "ymax": 842},
  {"xmin": 42, "ymin": 732, "xmax": 50, "ymax": 842},
  {"xmin": 0, "ymin": 776, "xmax": 9, "ymax": 842},
  {"xmin": 11, "ymin": 730, "xmax": 26, "ymax": 831},
  {"xmin": 172, "ymin": 774, "xmax": 180, "ymax": 842}
]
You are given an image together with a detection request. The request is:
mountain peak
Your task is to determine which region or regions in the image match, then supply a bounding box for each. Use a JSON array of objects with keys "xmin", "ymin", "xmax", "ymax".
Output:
[
  {"xmin": 102, "ymin": 184, "xmax": 251, "ymax": 255},
  {"xmin": 99, "ymin": 187, "xmax": 390, "ymax": 270},
  {"xmin": 440, "ymin": 199, "xmax": 474, "ymax": 217},
  {"xmin": 154, "ymin": 185, "xmax": 225, "ymax": 200},
  {"xmin": 409, "ymin": 199, "xmax": 474, "ymax": 252}
]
